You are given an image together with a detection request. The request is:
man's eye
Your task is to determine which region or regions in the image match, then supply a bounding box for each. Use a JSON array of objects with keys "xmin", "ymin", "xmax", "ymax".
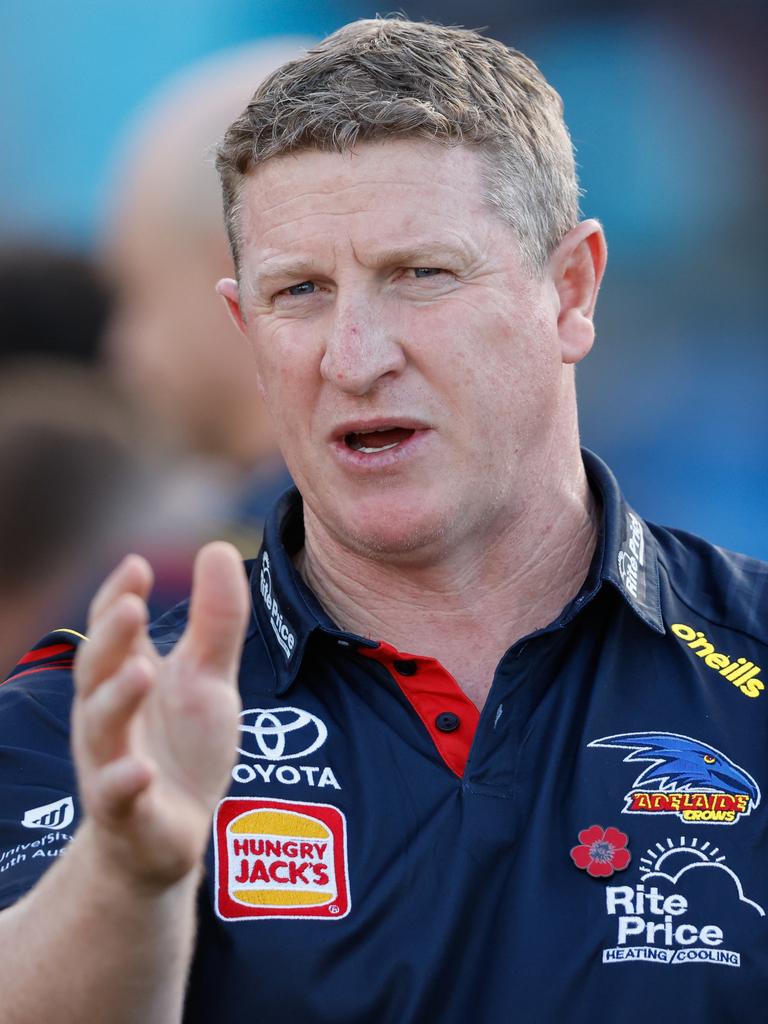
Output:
[
  {"xmin": 412, "ymin": 268, "xmax": 442, "ymax": 278},
  {"xmin": 285, "ymin": 281, "xmax": 315, "ymax": 296}
]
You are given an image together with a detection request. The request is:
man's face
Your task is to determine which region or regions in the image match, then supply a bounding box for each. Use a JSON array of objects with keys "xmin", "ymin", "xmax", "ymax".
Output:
[
  {"xmin": 226, "ymin": 140, "xmax": 575, "ymax": 559},
  {"xmin": 105, "ymin": 205, "xmax": 270, "ymax": 463},
  {"xmin": 107, "ymin": 219, "xmax": 228, "ymax": 438}
]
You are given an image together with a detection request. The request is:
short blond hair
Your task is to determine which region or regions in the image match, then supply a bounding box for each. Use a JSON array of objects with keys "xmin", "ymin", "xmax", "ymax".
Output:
[{"xmin": 216, "ymin": 17, "xmax": 580, "ymax": 274}]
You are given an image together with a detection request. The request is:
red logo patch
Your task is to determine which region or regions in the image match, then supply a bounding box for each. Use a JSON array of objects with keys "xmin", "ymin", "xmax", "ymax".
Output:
[{"xmin": 215, "ymin": 797, "xmax": 350, "ymax": 920}]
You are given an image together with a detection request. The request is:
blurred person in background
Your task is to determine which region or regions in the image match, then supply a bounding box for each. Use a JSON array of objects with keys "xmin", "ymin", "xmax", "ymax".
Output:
[
  {"xmin": 102, "ymin": 39, "xmax": 311, "ymax": 612},
  {"xmin": 0, "ymin": 241, "xmax": 144, "ymax": 645},
  {"xmin": 0, "ymin": 238, "xmax": 214, "ymax": 625},
  {"xmin": 0, "ymin": 242, "xmax": 112, "ymax": 366},
  {"xmin": 0, "ymin": 363, "xmax": 146, "ymax": 675}
]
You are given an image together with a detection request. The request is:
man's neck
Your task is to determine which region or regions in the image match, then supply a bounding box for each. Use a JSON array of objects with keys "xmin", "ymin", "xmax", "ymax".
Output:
[{"xmin": 295, "ymin": 458, "xmax": 599, "ymax": 709}]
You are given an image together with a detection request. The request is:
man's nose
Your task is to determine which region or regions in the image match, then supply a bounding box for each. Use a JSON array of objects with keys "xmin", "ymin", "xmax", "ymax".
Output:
[{"xmin": 320, "ymin": 299, "xmax": 406, "ymax": 396}]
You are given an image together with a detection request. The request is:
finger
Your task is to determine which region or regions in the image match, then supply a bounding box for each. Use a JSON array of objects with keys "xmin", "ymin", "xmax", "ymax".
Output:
[
  {"xmin": 180, "ymin": 542, "xmax": 250, "ymax": 679},
  {"xmin": 79, "ymin": 655, "xmax": 154, "ymax": 766},
  {"xmin": 91, "ymin": 754, "xmax": 154, "ymax": 821},
  {"xmin": 87, "ymin": 554, "xmax": 154, "ymax": 632},
  {"xmin": 76, "ymin": 592, "xmax": 150, "ymax": 698}
]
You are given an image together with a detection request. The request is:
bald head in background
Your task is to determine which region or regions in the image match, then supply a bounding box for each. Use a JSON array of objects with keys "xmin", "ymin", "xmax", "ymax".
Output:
[{"xmin": 104, "ymin": 38, "xmax": 313, "ymax": 471}]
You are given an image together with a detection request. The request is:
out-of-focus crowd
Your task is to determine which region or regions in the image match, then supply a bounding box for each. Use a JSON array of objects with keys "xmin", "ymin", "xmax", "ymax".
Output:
[{"xmin": 0, "ymin": 41, "xmax": 307, "ymax": 674}]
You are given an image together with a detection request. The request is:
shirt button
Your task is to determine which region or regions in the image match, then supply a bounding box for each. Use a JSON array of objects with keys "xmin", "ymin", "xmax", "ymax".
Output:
[
  {"xmin": 435, "ymin": 712, "xmax": 460, "ymax": 733},
  {"xmin": 393, "ymin": 659, "xmax": 418, "ymax": 676}
]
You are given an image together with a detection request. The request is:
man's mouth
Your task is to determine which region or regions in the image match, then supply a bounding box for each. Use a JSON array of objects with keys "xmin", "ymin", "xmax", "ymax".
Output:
[{"xmin": 344, "ymin": 427, "xmax": 416, "ymax": 454}]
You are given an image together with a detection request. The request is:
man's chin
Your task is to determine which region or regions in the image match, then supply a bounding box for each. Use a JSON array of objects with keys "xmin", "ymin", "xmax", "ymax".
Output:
[{"xmin": 331, "ymin": 507, "xmax": 451, "ymax": 564}]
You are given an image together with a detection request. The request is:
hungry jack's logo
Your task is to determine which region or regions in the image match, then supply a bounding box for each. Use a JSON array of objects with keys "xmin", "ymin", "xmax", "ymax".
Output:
[
  {"xmin": 215, "ymin": 798, "xmax": 350, "ymax": 921},
  {"xmin": 589, "ymin": 733, "xmax": 760, "ymax": 825}
]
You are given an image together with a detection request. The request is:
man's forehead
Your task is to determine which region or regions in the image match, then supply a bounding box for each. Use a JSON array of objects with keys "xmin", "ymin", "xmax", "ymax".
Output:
[
  {"xmin": 236, "ymin": 140, "xmax": 494, "ymax": 265},
  {"xmin": 240, "ymin": 141, "xmax": 486, "ymax": 220}
]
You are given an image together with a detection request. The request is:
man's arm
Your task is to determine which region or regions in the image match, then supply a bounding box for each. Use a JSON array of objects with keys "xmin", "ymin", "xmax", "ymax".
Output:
[
  {"xmin": 0, "ymin": 543, "xmax": 249, "ymax": 1024},
  {"xmin": 1, "ymin": 823, "xmax": 201, "ymax": 1024}
]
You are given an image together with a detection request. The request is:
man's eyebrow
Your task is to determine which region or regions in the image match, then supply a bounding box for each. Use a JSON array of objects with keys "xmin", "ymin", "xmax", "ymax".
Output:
[
  {"xmin": 250, "ymin": 257, "xmax": 319, "ymax": 290},
  {"xmin": 249, "ymin": 238, "xmax": 479, "ymax": 291},
  {"xmin": 368, "ymin": 239, "xmax": 478, "ymax": 267}
]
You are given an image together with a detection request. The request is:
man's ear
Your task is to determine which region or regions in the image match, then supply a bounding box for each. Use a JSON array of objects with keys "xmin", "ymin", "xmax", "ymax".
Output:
[
  {"xmin": 216, "ymin": 277, "xmax": 269, "ymax": 399},
  {"xmin": 550, "ymin": 219, "xmax": 607, "ymax": 365},
  {"xmin": 216, "ymin": 277, "xmax": 247, "ymax": 336}
]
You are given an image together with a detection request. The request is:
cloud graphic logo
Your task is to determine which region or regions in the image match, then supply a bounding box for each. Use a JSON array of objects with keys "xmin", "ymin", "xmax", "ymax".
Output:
[
  {"xmin": 601, "ymin": 837, "xmax": 764, "ymax": 967},
  {"xmin": 640, "ymin": 840, "xmax": 764, "ymax": 917}
]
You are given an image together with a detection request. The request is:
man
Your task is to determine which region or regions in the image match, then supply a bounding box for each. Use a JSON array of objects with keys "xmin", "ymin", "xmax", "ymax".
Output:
[
  {"xmin": 0, "ymin": 362, "xmax": 144, "ymax": 674},
  {"xmin": 104, "ymin": 38, "xmax": 307, "ymax": 475},
  {"xmin": 103, "ymin": 42, "xmax": 306, "ymax": 615},
  {"xmin": 1, "ymin": 18, "xmax": 766, "ymax": 1023}
]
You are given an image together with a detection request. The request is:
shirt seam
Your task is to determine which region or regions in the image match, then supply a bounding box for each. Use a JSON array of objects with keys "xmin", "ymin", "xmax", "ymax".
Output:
[{"xmin": 659, "ymin": 560, "xmax": 768, "ymax": 650}]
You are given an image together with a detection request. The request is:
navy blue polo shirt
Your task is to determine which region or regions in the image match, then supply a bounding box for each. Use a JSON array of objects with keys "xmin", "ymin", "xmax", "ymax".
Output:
[{"xmin": 2, "ymin": 450, "xmax": 768, "ymax": 1023}]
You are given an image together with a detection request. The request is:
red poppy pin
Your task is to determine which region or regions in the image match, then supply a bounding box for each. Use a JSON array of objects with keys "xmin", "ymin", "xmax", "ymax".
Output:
[{"xmin": 570, "ymin": 825, "xmax": 631, "ymax": 878}]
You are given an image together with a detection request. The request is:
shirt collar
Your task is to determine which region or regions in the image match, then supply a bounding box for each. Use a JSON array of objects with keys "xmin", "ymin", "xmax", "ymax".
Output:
[
  {"xmin": 581, "ymin": 448, "xmax": 664, "ymax": 634},
  {"xmin": 250, "ymin": 488, "xmax": 377, "ymax": 694},
  {"xmin": 253, "ymin": 449, "xmax": 664, "ymax": 692}
]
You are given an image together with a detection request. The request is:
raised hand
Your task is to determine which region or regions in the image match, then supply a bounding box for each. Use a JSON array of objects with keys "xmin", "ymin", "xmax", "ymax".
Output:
[{"xmin": 72, "ymin": 542, "xmax": 250, "ymax": 888}]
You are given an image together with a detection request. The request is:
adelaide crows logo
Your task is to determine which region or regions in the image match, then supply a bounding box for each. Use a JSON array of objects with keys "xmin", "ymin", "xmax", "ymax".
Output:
[{"xmin": 589, "ymin": 732, "xmax": 760, "ymax": 825}]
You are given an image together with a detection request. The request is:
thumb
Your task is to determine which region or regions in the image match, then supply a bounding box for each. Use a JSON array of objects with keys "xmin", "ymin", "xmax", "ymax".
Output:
[{"xmin": 181, "ymin": 542, "xmax": 250, "ymax": 678}]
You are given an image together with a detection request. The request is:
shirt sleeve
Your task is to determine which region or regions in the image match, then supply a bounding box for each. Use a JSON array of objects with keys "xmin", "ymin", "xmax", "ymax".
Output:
[{"xmin": 0, "ymin": 630, "xmax": 83, "ymax": 908}]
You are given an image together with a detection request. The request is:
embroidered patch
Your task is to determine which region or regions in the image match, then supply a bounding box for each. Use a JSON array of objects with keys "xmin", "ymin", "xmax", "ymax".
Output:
[
  {"xmin": 589, "ymin": 733, "xmax": 760, "ymax": 825},
  {"xmin": 238, "ymin": 706, "xmax": 327, "ymax": 761},
  {"xmin": 617, "ymin": 511, "xmax": 645, "ymax": 603},
  {"xmin": 231, "ymin": 706, "xmax": 341, "ymax": 790},
  {"xmin": 0, "ymin": 830, "xmax": 74, "ymax": 880},
  {"xmin": 259, "ymin": 552, "xmax": 296, "ymax": 660},
  {"xmin": 670, "ymin": 623, "xmax": 764, "ymax": 699},
  {"xmin": 600, "ymin": 837, "xmax": 763, "ymax": 966},
  {"xmin": 214, "ymin": 797, "xmax": 350, "ymax": 921},
  {"xmin": 22, "ymin": 796, "xmax": 74, "ymax": 831}
]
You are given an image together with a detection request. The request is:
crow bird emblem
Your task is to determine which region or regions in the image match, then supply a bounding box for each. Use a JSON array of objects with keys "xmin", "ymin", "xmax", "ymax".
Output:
[{"xmin": 588, "ymin": 732, "xmax": 760, "ymax": 805}]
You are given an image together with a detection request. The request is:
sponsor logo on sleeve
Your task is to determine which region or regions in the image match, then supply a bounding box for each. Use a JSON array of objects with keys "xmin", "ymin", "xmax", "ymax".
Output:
[
  {"xmin": 231, "ymin": 707, "xmax": 341, "ymax": 790},
  {"xmin": 600, "ymin": 837, "xmax": 763, "ymax": 967},
  {"xmin": 214, "ymin": 798, "xmax": 350, "ymax": 921},
  {"xmin": 671, "ymin": 623, "xmax": 764, "ymax": 699},
  {"xmin": 22, "ymin": 796, "xmax": 74, "ymax": 831},
  {"xmin": 260, "ymin": 552, "xmax": 296, "ymax": 660},
  {"xmin": 589, "ymin": 733, "xmax": 760, "ymax": 825},
  {"xmin": 1, "ymin": 831, "xmax": 74, "ymax": 877}
]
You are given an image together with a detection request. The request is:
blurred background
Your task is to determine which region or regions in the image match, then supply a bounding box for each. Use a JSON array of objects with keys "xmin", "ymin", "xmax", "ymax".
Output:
[{"xmin": 0, "ymin": 0, "xmax": 765, "ymax": 656}]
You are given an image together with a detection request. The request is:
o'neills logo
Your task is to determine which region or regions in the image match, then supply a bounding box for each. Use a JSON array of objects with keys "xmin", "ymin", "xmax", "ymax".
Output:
[
  {"xmin": 671, "ymin": 623, "xmax": 764, "ymax": 699},
  {"xmin": 215, "ymin": 798, "xmax": 350, "ymax": 921},
  {"xmin": 260, "ymin": 552, "xmax": 296, "ymax": 660}
]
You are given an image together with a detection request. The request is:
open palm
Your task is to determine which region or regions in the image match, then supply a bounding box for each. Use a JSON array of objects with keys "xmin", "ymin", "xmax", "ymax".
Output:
[{"xmin": 72, "ymin": 543, "xmax": 250, "ymax": 887}]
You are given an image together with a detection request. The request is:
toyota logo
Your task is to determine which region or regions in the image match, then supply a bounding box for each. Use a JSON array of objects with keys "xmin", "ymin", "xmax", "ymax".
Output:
[{"xmin": 238, "ymin": 707, "xmax": 328, "ymax": 762}]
